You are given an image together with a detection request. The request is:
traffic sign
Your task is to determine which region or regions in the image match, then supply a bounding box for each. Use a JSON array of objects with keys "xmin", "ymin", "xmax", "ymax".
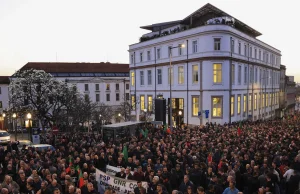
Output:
[
  {"xmin": 198, "ymin": 111, "xmax": 201, "ymax": 117},
  {"xmin": 205, "ymin": 110, "xmax": 209, "ymax": 119}
]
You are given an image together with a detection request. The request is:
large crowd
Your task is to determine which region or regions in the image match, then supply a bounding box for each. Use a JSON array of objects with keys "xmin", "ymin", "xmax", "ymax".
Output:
[{"xmin": 0, "ymin": 112, "xmax": 300, "ymax": 194}]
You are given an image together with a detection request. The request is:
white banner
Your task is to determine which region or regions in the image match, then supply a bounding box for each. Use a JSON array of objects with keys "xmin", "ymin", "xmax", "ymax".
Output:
[
  {"xmin": 96, "ymin": 169, "xmax": 148, "ymax": 194},
  {"xmin": 106, "ymin": 165, "xmax": 134, "ymax": 176}
]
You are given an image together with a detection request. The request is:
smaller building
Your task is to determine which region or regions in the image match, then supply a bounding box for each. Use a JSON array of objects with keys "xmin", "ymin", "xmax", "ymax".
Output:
[
  {"xmin": 285, "ymin": 75, "xmax": 296, "ymax": 114},
  {"xmin": 0, "ymin": 76, "xmax": 10, "ymax": 130}
]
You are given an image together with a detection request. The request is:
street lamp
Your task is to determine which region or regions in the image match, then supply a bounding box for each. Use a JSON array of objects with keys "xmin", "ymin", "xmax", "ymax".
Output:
[
  {"xmin": 12, "ymin": 113, "xmax": 17, "ymax": 141},
  {"xmin": 1, "ymin": 113, "xmax": 5, "ymax": 130},
  {"xmin": 178, "ymin": 110, "xmax": 182, "ymax": 127},
  {"xmin": 27, "ymin": 113, "xmax": 32, "ymax": 141},
  {"xmin": 169, "ymin": 44, "xmax": 185, "ymax": 131}
]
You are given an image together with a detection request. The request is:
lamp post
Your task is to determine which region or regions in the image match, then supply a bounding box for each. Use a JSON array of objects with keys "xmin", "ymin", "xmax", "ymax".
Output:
[
  {"xmin": 1, "ymin": 113, "xmax": 5, "ymax": 130},
  {"xmin": 169, "ymin": 44, "xmax": 185, "ymax": 131},
  {"xmin": 12, "ymin": 113, "xmax": 17, "ymax": 141},
  {"xmin": 178, "ymin": 110, "xmax": 182, "ymax": 127},
  {"xmin": 118, "ymin": 113, "xmax": 121, "ymax": 123},
  {"xmin": 99, "ymin": 114, "xmax": 102, "ymax": 134},
  {"xmin": 144, "ymin": 109, "xmax": 147, "ymax": 127},
  {"xmin": 27, "ymin": 113, "xmax": 32, "ymax": 141}
]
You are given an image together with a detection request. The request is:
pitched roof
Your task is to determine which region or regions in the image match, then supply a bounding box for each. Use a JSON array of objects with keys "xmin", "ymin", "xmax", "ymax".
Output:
[
  {"xmin": 0, "ymin": 76, "xmax": 10, "ymax": 84},
  {"xmin": 19, "ymin": 62, "xmax": 129, "ymax": 73}
]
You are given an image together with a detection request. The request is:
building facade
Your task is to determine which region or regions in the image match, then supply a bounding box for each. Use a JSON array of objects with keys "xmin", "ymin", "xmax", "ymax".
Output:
[
  {"xmin": 129, "ymin": 3, "xmax": 281, "ymax": 125},
  {"xmin": 0, "ymin": 76, "xmax": 10, "ymax": 130},
  {"xmin": 285, "ymin": 76, "xmax": 296, "ymax": 114},
  {"xmin": 16, "ymin": 62, "xmax": 130, "ymax": 123}
]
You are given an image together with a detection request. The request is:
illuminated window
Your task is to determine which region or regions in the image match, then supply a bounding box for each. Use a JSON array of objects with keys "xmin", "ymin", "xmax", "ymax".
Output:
[
  {"xmin": 147, "ymin": 96, "xmax": 153, "ymax": 112},
  {"xmin": 131, "ymin": 95, "xmax": 135, "ymax": 110},
  {"xmin": 212, "ymin": 96, "xmax": 222, "ymax": 117},
  {"xmin": 249, "ymin": 94, "xmax": 252, "ymax": 111},
  {"xmin": 237, "ymin": 95, "xmax": 241, "ymax": 114},
  {"xmin": 140, "ymin": 95, "xmax": 145, "ymax": 111},
  {"xmin": 131, "ymin": 72, "xmax": 135, "ymax": 86},
  {"xmin": 192, "ymin": 97, "xmax": 199, "ymax": 116},
  {"xmin": 106, "ymin": 84, "xmax": 110, "ymax": 91},
  {"xmin": 213, "ymin": 64, "xmax": 222, "ymax": 84},
  {"xmin": 179, "ymin": 98, "xmax": 184, "ymax": 109},
  {"xmin": 266, "ymin": 93, "xmax": 268, "ymax": 107},
  {"xmin": 231, "ymin": 95, "xmax": 235, "ymax": 116},
  {"xmin": 262, "ymin": 93, "xmax": 265, "ymax": 108},
  {"xmin": 178, "ymin": 66, "xmax": 184, "ymax": 84},
  {"xmin": 168, "ymin": 67, "xmax": 173, "ymax": 85},
  {"xmin": 254, "ymin": 94, "xmax": 257, "ymax": 110},
  {"xmin": 192, "ymin": 65, "xmax": 198, "ymax": 83},
  {"xmin": 243, "ymin": 95, "xmax": 247, "ymax": 113}
]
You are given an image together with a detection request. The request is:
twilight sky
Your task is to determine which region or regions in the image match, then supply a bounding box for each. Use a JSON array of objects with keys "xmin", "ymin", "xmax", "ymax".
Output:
[{"xmin": 0, "ymin": 0, "xmax": 299, "ymax": 82}]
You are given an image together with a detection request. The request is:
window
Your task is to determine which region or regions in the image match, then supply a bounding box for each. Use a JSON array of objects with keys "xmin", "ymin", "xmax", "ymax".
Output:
[
  {"xmin": 262, "ymin": 93, "xmax": 265, "ymax": 108},
  {"xmin": 84, "ymin": 84, "xmax": 89, "ymax": 91},
  {"xmin": 192, "ymin": 96, "xmax": 199, "ymax": 116},
  {"xmin": 106, "ymin": 93, "xmax": 110, "ymax": 101},
  {"xmin": 212, "ymin": 96, "xmax": 222, "ymax": 117},
  {"xmin": 168, "ymin": 46, "xmax": 172, "ymax": 57},
  {"xmin": 157, "ymin": 69, "xmax": 162, "ymax": 84},
  {"xmin": 254, "ymin": 48, "xmax": 257, "ymax": 59},
  {"xmin": 131, "ymin": 72, "xmax": 135, "ymax": 86},
  {"xmin": 238, "ymin": 42, "xmax": 241, "ymax": 54},
  {"xmin": 237, "ymin": 95, "xmax": 241, "ymax": 114},
  {"xmin": 254, "ymin": 94, "xmax": 257, "ymax": 110},
  {"xmin": 178, "ymin": 44, "xmax": 183, "ymax": 55},
  {"xmin": 0, "ymin": 87, "xmax": 1, "ymax": 94},
  {"xmin": 214, "ymin": 38, "xmax": 220, "ymax": 50},
  {"xmin": 140, "ymin": 95, "xmax": 145, "ymax": 111},
  {"xmin": 231, "ymin": 64, "xmax": 235, "ymax": 85},
  {"xmin": 140, "ymin": 52, "xmax": 143, "ymax": 62},
  {"xmin": 131, "ymin": 54, "xmax": 134, "ymax": 64},
  {"xmin": 148, "ymin": 96, "xmax": 153, "ymax": 112},
  {"xmin": 249, "ymin": 94, "xmax": 252, "ymax": 111},
  {"xmin": 106, "ymin": 84, "xmax": 110, "ymax": 91},
  {"xmin": 266, "ymin": 53, "xmax": 269, "ymax": 63},
  {"xmin": 126, "ymin": 84, "xmax": 129, "ymax": 90},
  {"xmin": 244, "ymin": 66, "xmax": 248, "ymax": 84},
  {"xmin": 178, "ymin": 66, "xmax": 184, "ymax": 84},
  {"xmin": 131, "ymin": 95, "xmax": 135, "ymax": 110},
  {"xmin": 147, "ymin": 51, "xmax": 151, "ymax": 61},
  {"xmin": 95, "ymin": 84, "xmax": 99, "ymax": 91},
  {"xmin": 243, "ymin": 95, "xmax": 247, "ymax": 113},
  {"xmin": 259, "ymin": 50, "xmax": 261, "ymax": 60},
  {"xmin": 157, "ymin": 48, "xmax": 161, "ymax": 59},
  {"xmin": 96, "ymin": 94, "xmax": 100, "ymax": 102},
  {"xmin": 147, "ymin": 70, "xmax": 152, "ymax": 85},
  {"xmin": 255, "ymin": 68, "xmax": 258, "ymax": 83},
  {"xmin": 116, "ymin": 83, "xmax": 119, "ymax": 91},
  {"xmin": 213, "ymin": 64, "xmax": 222, "ymax": 84},
  {"xmin": 266, "ymin": 93, "xmax": 268, "ymax": 107},
  {"xmin": 231, "ymin": 95, "xmax": 235, "ymax": 116},
  {"xmin": 0, "ymin": 101, "xmax": 2, "ymax": 108},
  {"xmin": 140, "ymin": 71, "xmax": 144, "ymax": 86},
  {"xmin": 168, "ymin": 67, "xmax": 173, "ymax": 85},
  {"xmin": 192, "ymin": 65, "xmax": 199, "ymax": 84},
  {"xmin": 116, "ymin": 93, "xmax": 120, "ymax": 101},
  {"xmin": 250, "ymin": 67, "xmax": 253, "ymax": 83},
  {"xmin": 179, "ymin": 98, "xmax": 184, "ymax": 109},
  {"xmin": 192, "ymin": 40, "xmax": 197, "ymax": 53},
  {"xmin": 249, "ymin": 47, "xmax": 252, "ymax": 58},
  {"xmin": 238, "ymin": 65, "xmax": 241, "ymax": 84},
  {"xmin": 244, "ymin": 44, "xmax": 247, "ymax": 56},
  {"xmin": 126, "ymin": 93, "xmax": 129, "ymax": 101},
  {"xmin": 231, "ymin": 39, "xmax": 235, "ymax": 53}
]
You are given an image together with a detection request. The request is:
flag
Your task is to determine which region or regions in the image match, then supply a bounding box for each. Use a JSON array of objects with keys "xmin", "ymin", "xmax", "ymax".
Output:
[
  {"xmin": 237, "ymin": 122, "xmax": 242, "ymax": 136},
  {"xmin": 65, "ymin": 158, "xmax": 73, "ymax": 173},
  {"xmin": 140, "ymin": 129, "xmax": 145, "ymax": 138},
  {"xmin": 163, "ymin": 125, "xmax": 167, "ymax": 132},
  {"xmin": 144, "ymin": 128, "xmax": 148, "ymax": 138},
  {"xmin": 122, "ymin": 145, "xmax": 128, "ymax": 162},
  {"xmin": 78, "ymin": 169, "xmax": 84, "ymax": 188}
]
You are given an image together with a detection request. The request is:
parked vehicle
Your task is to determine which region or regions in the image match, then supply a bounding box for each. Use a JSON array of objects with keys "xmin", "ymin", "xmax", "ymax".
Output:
[
  {"xmin": 0, "ymin": 130, "xmax": 11, "ymax": 145},
  {"xmin": 28, "ymin": 144, "xmax": 55, "ymax": 152}
]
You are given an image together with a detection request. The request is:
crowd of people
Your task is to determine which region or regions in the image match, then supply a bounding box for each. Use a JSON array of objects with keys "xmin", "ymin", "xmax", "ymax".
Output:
[{"xmin": 0, "ymin": 112, "xmax": 300, "ymax": 194}]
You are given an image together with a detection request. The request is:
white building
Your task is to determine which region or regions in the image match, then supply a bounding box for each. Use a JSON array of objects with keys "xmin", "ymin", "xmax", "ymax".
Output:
[
  {"xmin": 19, "ymin": 62, "xmax": 130, "ymax": 122},
  {"xmin": 0, "ymin": 76, "xmax": 10, "ymax": 130},
  {"xmin": 129, "ymin": 3, "xmax": 281, "ymax": 125}
]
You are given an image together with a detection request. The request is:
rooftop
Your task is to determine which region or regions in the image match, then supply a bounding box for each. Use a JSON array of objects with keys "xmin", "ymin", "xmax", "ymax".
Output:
[
  {"xmin": 0, "ymin": 76, "xmax": 10, "ymax": 84},
  {"xmin": 17, "ymin": 62, "xmax": 129, "ymax": 77},
  {"xmin": 140, "ymin": 3, "xmax": 262, "ymax": 42}
]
